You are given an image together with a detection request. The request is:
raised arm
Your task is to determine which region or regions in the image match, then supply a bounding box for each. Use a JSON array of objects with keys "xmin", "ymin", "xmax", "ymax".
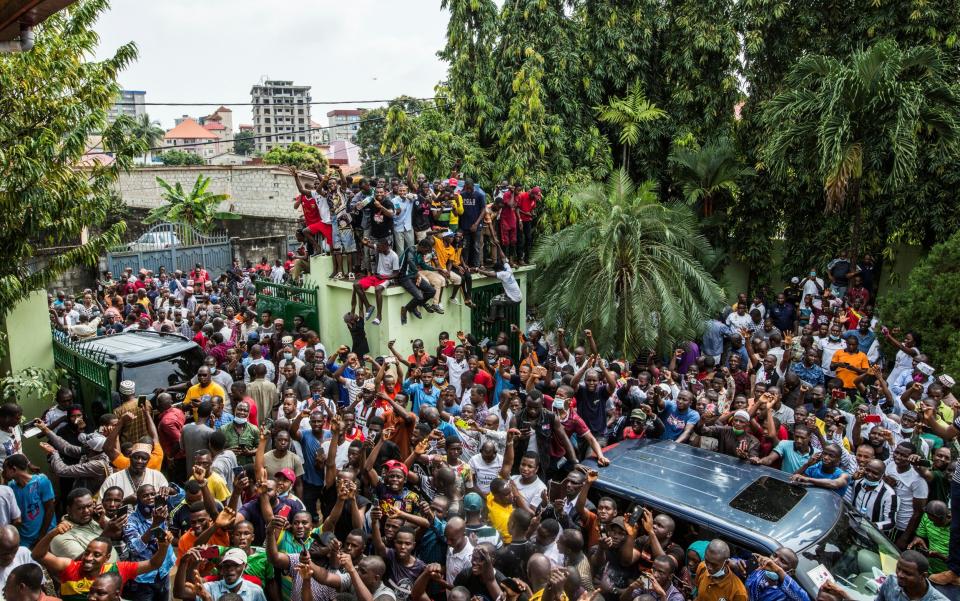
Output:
[
  {"xmin": 289, "ymin": 166, "xmax": 308, "ymax": 197},
  {"xmin": 136, "ymin": 531, "xmax": 174, "ymax": 575},
  {"xmin": 387, "ymin": 340, "xmax": 411, "ymax": 368},
  {"xmin": 498, "ymin": 429, "xmax": 518, "ymax": 480}
]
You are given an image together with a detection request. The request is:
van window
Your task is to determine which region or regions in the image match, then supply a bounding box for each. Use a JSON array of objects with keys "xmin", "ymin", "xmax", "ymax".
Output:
[
  {"xmin": 121, "ymin": 348, "xmax": 205, "ymax": 393},
  {"xmin": 729, "ymin": 476, "xmax": 806, "ymax": 521}
]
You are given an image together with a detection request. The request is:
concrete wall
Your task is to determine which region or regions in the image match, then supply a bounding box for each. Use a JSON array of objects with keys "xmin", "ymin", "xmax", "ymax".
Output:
[
  {"xmin": 304, "ymin": 255, "xmax": 529, "ymax": 357},
  {"xmin": 112, "ymin": 165, "xmax": 307, "ymax": 220}
]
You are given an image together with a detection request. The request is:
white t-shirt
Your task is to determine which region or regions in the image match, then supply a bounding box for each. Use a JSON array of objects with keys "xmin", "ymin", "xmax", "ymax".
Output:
[
  {"xmin": 725, "ymin": 312, "xmax": 753, "ymax": 332},
  {"xmin": 820, "ymin": 338, "xmax": 846, "ymax": 376},
  {"xmin": 468, "ymin": 454, "xmax": 504, "ymax": 495},
  {"xmin": 446, "ymin": 540, "xmax": 474, "ymax": 585},
  {"xmin": 0, "ymin": 484, "xmax": 22, "ymax": 525},
  {"xmin": 802, "ymin": 276, "xmax": 825, "ymax": 298},
  {"xmin": 496, "ymin": 263, "xmax": 522, "ymax": 302},
  {"xmin": 321, "ymin": 438, "xmax": 351, "ymax": 470},
  {"xmin": 376, "ymin": 250, "xmax": 400, "ymax": 279},
  {"xmin": 511, "ymin": 475, "xmax": 546, "ymax": 510},
  {"xmin": 884, "ymin": 462, "xmax": 929, "ymax": 530},
  {"xmin": 446, "ymin": 356, "xmax": 469, "ymax": 396},
  {"xmin": 270, "ymin": 265, "xmax": 286, "ymax": 284}
]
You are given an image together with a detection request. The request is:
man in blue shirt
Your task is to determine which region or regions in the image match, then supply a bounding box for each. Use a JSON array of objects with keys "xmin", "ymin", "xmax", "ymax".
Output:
[
  {"xmin": 702, "ymin": 315, "xmax": 730, "ymax": 363},
  {"xmin": 292, "ymin": 409, "xmax": 327, "ymax": 522},
  {"xmin": 876, "ymin": 551, "xmax": 949, "ymax": 601},
  {"xmin": 843, "ymin": 319, "xmax": 876, "ymax": 355},
  {"xmin": 122, "ymin": 483, "xmax": 176, "ymax": 601},
  {"xmin": 793, "ymin": 444, "xmax": 850, "ymax": 496},
  {"xmin": 458, "ymin": 179, "xmax": 486, "ymax": 267},
  {"xmin": 404, "ymin": 370, "xmax": 441, "ymax": 414},
  {"xmin": 392, "ymin": 185, "xmax": 416, "ymax": 256},
  {"xmin": 745, "ymin": 547, "xmax": 811, "ymax": 601},
  {"xmin": 658, "ymin": 390, "xmax": 700, "ymax": 444},
  {"xmin": 789, "ymin": 348, "xmax": 825, "ymax": 387}
]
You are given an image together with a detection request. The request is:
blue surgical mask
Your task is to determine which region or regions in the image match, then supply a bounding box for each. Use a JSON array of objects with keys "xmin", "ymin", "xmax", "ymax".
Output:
[
  {"xmin": 862, "ymin": 478, "xmax": 880, "ymax": 487},
  {"xmin": 234, "ymin": 417, "xmax": 248, "ymax": 425},
  {"xmin": 434, "ymin": 377, "xmax": 445, "ymax": 385},
  {"xmin": 711, "ymin": 567, "xmax": 727, "ymax": 579},
  {"xmin": 900, "ymin": 427, "xmax": 914, "ymax": 435},
  {"xmin": 764, "ymin": 570, "xmax": 780, "ymax": 582},
  {"xmin": 284, "ymin": 352, "xmax": 293, "ymax": 361}
]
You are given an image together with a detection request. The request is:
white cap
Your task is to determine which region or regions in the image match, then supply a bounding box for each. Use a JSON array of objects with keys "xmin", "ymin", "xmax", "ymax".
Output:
[
  {"xmin": 119, "ymin": 380, "xmax": 136, "ymax": 396},
  {"xmin": 733, "ymin": 410, "xmax": 751, "ymax": 422},
  {"xmin": 220, "ymin": 548, "xmax": 247, "ymax": 565}
]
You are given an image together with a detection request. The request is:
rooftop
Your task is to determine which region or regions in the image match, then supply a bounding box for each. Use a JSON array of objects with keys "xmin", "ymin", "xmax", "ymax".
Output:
[
  {"xmin": 327, "ymin": 109, "xmax": 364, "ymax": 117},
  {"xmin": 165, "ymin": 118, "xmax": 219, "ymax": 140}
]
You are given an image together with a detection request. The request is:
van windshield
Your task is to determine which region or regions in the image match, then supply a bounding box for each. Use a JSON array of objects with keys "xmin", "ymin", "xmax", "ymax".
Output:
[
  {"xmin": 797, "ymin": 510, "xmax": 899, "ymax": 600},
  {"xmin": 122, "ymin": 348, "xmax": 205, "ymax": 394}
]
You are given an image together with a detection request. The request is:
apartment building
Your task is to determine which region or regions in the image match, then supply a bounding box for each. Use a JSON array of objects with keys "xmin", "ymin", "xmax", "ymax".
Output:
[
  {"xmin": 107, "ymin": 89, "xmax": 146, "ymax": 123},
  {"xmin": 250, "ymin": 80, "xmax": 312, "ymax": 154},
  {"xmin": 326, "ymin": 108, "xmax": 365, "ymax": 142}
]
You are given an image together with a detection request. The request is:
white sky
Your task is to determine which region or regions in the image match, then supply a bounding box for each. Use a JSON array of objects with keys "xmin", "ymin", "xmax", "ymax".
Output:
[{"xmin": 93, "ymin": 0, "xmax": 452, "ymax": 130}]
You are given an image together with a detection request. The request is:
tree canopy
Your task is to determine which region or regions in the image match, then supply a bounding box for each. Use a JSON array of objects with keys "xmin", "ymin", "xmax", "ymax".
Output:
[
  {"xmin": 0, "ymin": 0, "xmax": 143, "ymax": 321},
  {"xmin": 263, "ymin": 141, "xmax": 329, "ymax": 171}
]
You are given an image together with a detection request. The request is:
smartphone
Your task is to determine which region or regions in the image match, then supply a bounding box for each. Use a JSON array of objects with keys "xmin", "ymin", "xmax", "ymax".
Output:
[
  {"xmin": 830, "ymin": 389, "xmax": 846, "ymax": 401},
  {"xmin": 232, "ymin": 466, "xmax": 245, "ymax": 477},
  {"xmin": 548, "ymin": 480, "xmax": 565, "ymax": 501},
  {"xmin": 628, "ymin": 505, "xmax": 643, "ymax": 526},
  {"xmin": 864, "ymin": 414, "xmax": 882, "ymax": 424},
  {"xmin": 201, "ymin": 546, "xmax": 219, "ymax": 560},
  {"xmin": 138, "ymin": 394, "xmax": 147, "ymax": 408},
  {"xmin": 151, "ymin": 526, "xmax": 165, "ymax": 540},
  {"xmin": 22, "ymin": 426, "xmax": 42, "ymax": 439},
  {"xmin": 277, "ymin": 504, "xmax": 292, "ymax": 519}
]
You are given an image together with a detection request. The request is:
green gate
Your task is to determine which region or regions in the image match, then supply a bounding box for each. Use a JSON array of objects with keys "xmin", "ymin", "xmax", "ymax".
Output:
[
  {"xmin": 255, "ymin": 280, "xmax": 320, "ymax": 332},
  {"xmin": 470, "ymin": 283, "xmax": 521, "ymax": 362},
  {"xmin": 52, "ymin": 332, "xmax": 113, "ymax": 414}
]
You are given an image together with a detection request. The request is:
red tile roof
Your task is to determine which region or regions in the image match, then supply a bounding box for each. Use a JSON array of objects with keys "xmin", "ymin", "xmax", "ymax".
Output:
[
  {"xmin": 203, "ymin": 121, "xmax": 226, "ymax": 131},
  {"xmin": 165, "ymin": 118, "xmax": 219, "ymax": 140}
]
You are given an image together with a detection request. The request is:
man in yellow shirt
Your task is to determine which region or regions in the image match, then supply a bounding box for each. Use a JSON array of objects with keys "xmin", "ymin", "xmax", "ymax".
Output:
[
  {"xmin": 485, "ymin": 477, "xmax": 515, "ymax": 543},
  {"xmin": 190, "ymin": 449, "xmax": 230, "ymax": 503},
  {"xmin": 184, "ymin": 367, "xmax": 226, "ymax": 422},
  {"xmin": 433, "ymin": 231, "xmax": 473, "ymax": 307},
  {"xmin": 830, "ymin": 335, "xmax": 869, "ymax": 392}
]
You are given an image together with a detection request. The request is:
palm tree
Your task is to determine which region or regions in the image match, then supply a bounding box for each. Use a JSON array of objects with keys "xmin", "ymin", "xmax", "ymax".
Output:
[
  {"xmin": 531, "ymin": 169, "xmax": 725, "ymax": 358},
  {"xmin": 144, "ymin": 175, "xmax": 240, "ymax": 242},
  {"xmin": 595, "ymin": 82, "xmax": 666, "ymax": 171},
  {"xmin": 130, "ymin": 113, "xmax": 164, "ymax": 162},
  {"xmin": 669, "ymin": 138, "xmax": 753, "ymax": 218},
  {"xmin": 763, "ymin": 40, "xmax": 960, "ymax": 266}
]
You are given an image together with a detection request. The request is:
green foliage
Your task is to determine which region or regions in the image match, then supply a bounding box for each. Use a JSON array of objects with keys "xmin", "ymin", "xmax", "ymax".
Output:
[
  {"xmin": 532, "ymin": 169, "xmax": 725, "ymax": 357},
  {"xmin": 158, "ymin": 149, "xmax": 204, "ymax": 166},
  {"xmin": 0, "ymin": 0, "xmax": 143, "ymax": 322},
  {"xmin": 596, "ymin": 82, "xmax": 667, "ymax": 168},
  {"xmin": 144, "ymin": 175, "xmax": 240, "ymax": 234},
  {"xmin": 234, "ymin": 131, "xmax": 255, "ymax": 156},
  {"xmin": 762, "ymin": 40, "xmax": 960, "ymax": 266},
  {"xmin": 263, "ymin": 142, "xmax": 329, "ymax": 171},
  {"xmin": 880, "ymin": 229, "xmax": 960, "ymax": 379},
  {"xmin": 127, "ymin": 113, "xmax": 163, "ymax": 151}
]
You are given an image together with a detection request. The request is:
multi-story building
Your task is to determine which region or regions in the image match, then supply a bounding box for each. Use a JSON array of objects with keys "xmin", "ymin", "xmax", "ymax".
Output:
[
  {"xmin": 326, "ymin": 109, "xmax": 365, "ymax": 142},
  {"xmin": 107, "ymin": 89, "xmax": 146, "ymax": 123},
  {"xmin": 162, "ymin": 118, "xmax": 222, "ymax": 159},
  {"xmin": 250, "ymin": 80, "xmax": 311, "ymax": 154},
  {"xmin": 199, "ymin": 106, "xmax": 234, "ymax": 154}
]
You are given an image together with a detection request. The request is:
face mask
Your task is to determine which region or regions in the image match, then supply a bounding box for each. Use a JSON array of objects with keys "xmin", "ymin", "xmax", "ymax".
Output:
[
  {"xmin": 284, "ymin": 352, "xmax": 293, "ymax": 361},
  {"xmin": 900, "ymin": 427, "xmax": 914, "ymax": 435},
  {"xmin": 764, "ymin": 570, "xmax": 780, "ymax": 582},
  {"xmin": 137, "ymin": 502, "xmax": 154, "ymax": 516},
  {"xmin": 234, "ymin": 417, "xmax": 248, "ymax": 425},
  {"xmin": 552, "ymin": 399, "xmax": 566, "ymax": 411},
  {"xmin": 732, "ymin": 428, "xmax": 745, "ymax": 436},
  {"xmin": 862, "ymin": 478, "xmax": 880, "ymax": 487},
  {"xmin": 829, "ymin": 335, "xmax": 840, "ymax": 341},
  {"xmin": 434, "ymin": 377, "xmax": 445, "ymax": 385},
  {"xmin": 711, "ymin": 567, "xmax": 727, "ymax": 579}
]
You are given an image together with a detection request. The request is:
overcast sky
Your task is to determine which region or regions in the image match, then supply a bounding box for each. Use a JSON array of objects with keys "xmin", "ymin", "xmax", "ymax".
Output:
[{"xmin": 93, "ymin": 0, "xmax": 452, "ymax": 130}]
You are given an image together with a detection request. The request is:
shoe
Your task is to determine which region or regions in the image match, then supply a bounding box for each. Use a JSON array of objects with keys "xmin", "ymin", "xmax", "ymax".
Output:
[
  {"xmin": 449, "ymin": 297, "xmax": 461, "ymax": 306},
  {"xmin": 930, "ymin": 571, "xmax": 960, "ymax": 586},
  {"xmin": 400, "ymin": 308, "xmax": 408, "ymax": 325},
  {"xmin": 347, "ymin": 272, "xmax": 355, "ymax": 280},
  {"xmin": 432, "ymin": 304, "xmax": 445, "ymax": 314},
  {"xmin": 464, "ymin": 299, "xmax": 475, "ymax": 308},
  {"xmin": 411, "ymin": 308, "xmax": 423, "ymax": 319},
  {"xmin": 423, "ymin": 304, "xmax": 437, "ymax": 314},
  {"xmin": 372, "ymin": 318, "xmax": 381, "ymax": 326},
  {"xmin": 364, "ymin": 306, "xmax": 376, "ymax": 321}
]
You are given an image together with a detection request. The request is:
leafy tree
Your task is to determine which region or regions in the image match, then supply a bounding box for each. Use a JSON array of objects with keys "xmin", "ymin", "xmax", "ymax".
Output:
[
  {"xmin": 263, "ymin": 141, "xmax": 328, "ymax": 171},
  {"xmin": 532, "ymin": 169, "xmax": 724, "ymax": 356},
  {"xmin": 669, "ymin": 137, "xmax": 752, "ymax": 217},
  {"xmin": 144, "ymin": 175, "xmax": 240, "ymax": 238},
  {"xmin": 595, "ymin": 82, "xmax": 667, "ymax": 170},
  {"xmin": 0, "ymin": 0, "xmax": 143, "ymax": 321},
  {"xmin": 880, "ymin": 229, "xmax": 960, "ymax": 379},
  {"xmin": 234, "ymin": 130, "xmax": 255, "ymax": 156},
  {"xmin": 158, "ymin": 149, "xmax": 204, "ymax": 166},
  {"xmin": 128, "ymin": 113, "xmax": 163, "ymax": 160},
  {"xmin": 762, "ymin": 40, "xmax": 960, "ymax": 267}
]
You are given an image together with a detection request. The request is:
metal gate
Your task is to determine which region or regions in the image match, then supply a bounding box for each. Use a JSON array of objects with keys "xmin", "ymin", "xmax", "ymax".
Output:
[
  {"xmin": 254, "ymin": 279, "xmax": 320, "ymax": 332},
  {"xmin": 52, "ymin": 332, "xmax": 114, "ymax": 415},
  {"xmin": 470, "ymin": 283, "xmax": 521, "ymax": 362},
  {"xmin": 106, "ymin": 223, "xmax": 232, "ymax": 277}
]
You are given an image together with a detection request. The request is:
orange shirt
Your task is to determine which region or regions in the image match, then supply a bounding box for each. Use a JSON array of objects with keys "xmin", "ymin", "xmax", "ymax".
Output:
[
  {"xmin": 695, "ymin": 562, "xmax": 747, "ymax": 601},
  {"xmin": 112, "ymin": 442, "xmax": 164, "ymax": 471},
  {"xmin": 832, "ymin": 349, "xmax": 869, "ymax": 388},
  {"xmin": 177, "ymin": 528, "xmax": 230, "ymax": 561}
]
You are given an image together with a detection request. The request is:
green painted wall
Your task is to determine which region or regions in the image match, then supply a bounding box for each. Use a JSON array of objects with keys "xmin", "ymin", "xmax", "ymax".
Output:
[{"xmin": 304, "ymin": 255, "xmax": 529, "ymax": 357}]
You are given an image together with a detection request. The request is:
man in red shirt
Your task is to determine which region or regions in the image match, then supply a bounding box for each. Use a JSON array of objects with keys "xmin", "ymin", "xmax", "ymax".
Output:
[
  {"xmin": 518, "ymin": 185, "xmax": 539, "ymax": 264},
  {"xmin": 190, "ymin": 264, "xmax": 209, "ymax": 286},
  {"xmin": 290, "ymin": 167, "xmax": 330, "ymax": 253},
  {"xmin": 499, "ymin": 184, "xmax": 521, "ymax": 263}
]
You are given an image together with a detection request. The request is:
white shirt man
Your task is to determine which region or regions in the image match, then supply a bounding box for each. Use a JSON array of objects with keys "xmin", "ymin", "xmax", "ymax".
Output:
[{"xmin": 496, "ymin": 263, "xmax": 522, "ymax": 303}]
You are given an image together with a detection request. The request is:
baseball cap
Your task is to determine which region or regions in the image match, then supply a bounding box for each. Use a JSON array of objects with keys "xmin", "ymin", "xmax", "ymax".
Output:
[
  {"xmin": 791, "ymin": 276, "xmax": 800, "ymax": 284},
  {"xmin": 630, "ymin": 408, "xmax": 647, "ymax": 421},
  {"xmin": 463, "ymin": 492, "xmax": 484, "ymax": 513},
  {"xmin": 609, "ymin": 516, "xmax": 627, "ymax": 531},
  {"xmin": 447, "ymin": 177, "xmax": 458, "ymax": 186},
  {"xmin": 275, "ymin": 469, "xmax": 296, "ymax": 482},
  {"xmin": 221, "ymin": 548, "xmax": 247, "ymax": 565}
]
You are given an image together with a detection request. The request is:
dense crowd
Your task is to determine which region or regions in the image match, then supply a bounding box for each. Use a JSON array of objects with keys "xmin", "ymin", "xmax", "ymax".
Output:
[{"xmin": 9, "ymin": 224, "xmax": 958, "ymax": 601}]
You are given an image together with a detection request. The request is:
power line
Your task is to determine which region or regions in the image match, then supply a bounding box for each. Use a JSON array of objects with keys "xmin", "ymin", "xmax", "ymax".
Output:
[{"xmin": 116, "ymin": 96, "xmax": 442, "ymax": 107}]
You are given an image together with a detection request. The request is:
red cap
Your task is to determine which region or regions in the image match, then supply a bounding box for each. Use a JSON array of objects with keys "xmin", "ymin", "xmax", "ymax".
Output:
[
  {"xmin": 383, "ymin": 460, "xmax": 408, "ymax": 477},
  {"xmin": 447, "ymin": 177, "xmax": 458, "ymax": 186},
  {"xmin": 275, "ymin": 468, "xmax": 296, "ymax": 482}
]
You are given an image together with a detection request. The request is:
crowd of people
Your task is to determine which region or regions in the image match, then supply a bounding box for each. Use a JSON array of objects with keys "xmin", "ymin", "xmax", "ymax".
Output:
[{"xmin": 12, "ymin": 226, "xmax": 958, "ymax": 601}]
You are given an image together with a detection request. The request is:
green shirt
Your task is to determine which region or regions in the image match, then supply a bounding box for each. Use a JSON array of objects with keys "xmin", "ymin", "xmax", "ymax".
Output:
[
  {"xmin": 220, "ymin": 422, "xmax": 260, "ymax": 466},
  {"xmin": 915, "ymin": 514, "xmax": 950, "ymax": 574}
]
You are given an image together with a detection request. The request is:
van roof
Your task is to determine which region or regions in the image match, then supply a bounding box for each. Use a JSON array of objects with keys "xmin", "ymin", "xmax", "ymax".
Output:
[
  {"xmin": 587, "ymin": 439, "xmax": 842, "ymax": 552},
  {"xmin": 77, "ymin": 331, "xmax": 199, "ymax": 364}
]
